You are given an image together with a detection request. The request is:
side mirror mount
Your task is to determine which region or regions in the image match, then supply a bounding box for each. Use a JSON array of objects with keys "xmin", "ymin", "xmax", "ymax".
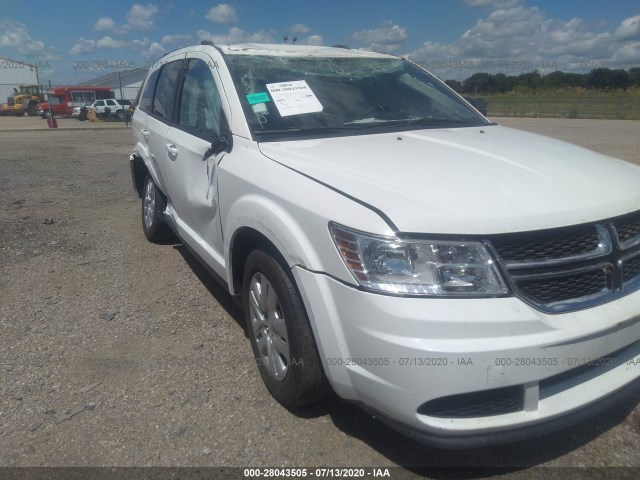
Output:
[
  {"xmin": 209, "ymin": 136, "xmax": 229, "ymax": 156},
  {"xmin": 202, "ymin": 111, "xmax": 233, "ymax": 161}
]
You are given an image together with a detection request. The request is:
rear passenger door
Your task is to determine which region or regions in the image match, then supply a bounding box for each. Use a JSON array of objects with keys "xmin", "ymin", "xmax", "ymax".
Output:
[
  {"xmin": 137, "ymin": 54, "xmax": 186, "ymax": 194},
  {"xmin": 163, "ymin": 53, "xmax": 228, "ymax": 277}
]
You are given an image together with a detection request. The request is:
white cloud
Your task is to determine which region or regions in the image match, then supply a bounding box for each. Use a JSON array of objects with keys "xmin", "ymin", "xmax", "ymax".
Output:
[
  {"xmin": 69, "ymin": 37, "xmax": 96, "ymax": 55},
  {"xmin": 143, "ymin": 41, "xmax": 165, "ymax": 58},
  {"xmin": 0, "ymin": 20, "xmax": 46, "ymax": 55},
  {"xmin": 350, "ymin": 21, "xmax": 408, "ymax": 53},
  {"xmin": 197, "ymin": 27, "xmax": 275, "ymax": 45},
  {"xmin": 70, "ymin": 35, "xmax": 162, "ymax": 58},
  {"xmin": 406, "ymin": 3, "xmax": 640, "ymax": 79},
  {"xmin": 304, "ymin": 35, "xmax": 324, "ymax": 46},
  {"xmin": 96, "ymin": 36, "xmax": 128, "ymax": 49},
  {"xmin": 206, "ymin": 4, "xmax": 238, "ymax": 24},
  {"xmin": 94, "ymin": 17, "xmax": 116, "ymax": 32},
  {"xmin": 613, "ymin": 41, "xmax": 640, "ymax": 62},
  {"xmin": 288, "ymin": 23, "xmax": 310, "ymax": 34},
  {"xmin": 246, "ymin": 30, "xmax": 276, "ymax": 43},
  {"xmin": 615, "ymin": 15, "xmax": 640, "ymax": 41},
  {"xmin": 161, "ymin": 34, "xmax": 192, "ymax": 45},
  {"xmin": 126, "ymin": 3, "xmax": 159, "ymax": 31},
  {"xmin": 90, "ymin": 4, "xmax": 158, "ymax": 36},
  {"xmin": 464, "ymin": 0, "xmax": 523, "ymax": 8},
  {"xmin": 198, "ymin": 27, "xmax": 244, "ymax": 44}
]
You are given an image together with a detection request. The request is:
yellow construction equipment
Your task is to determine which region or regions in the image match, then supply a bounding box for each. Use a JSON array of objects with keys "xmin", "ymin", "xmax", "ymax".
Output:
[{"xmin": 0, "ymin": 85, "xmax": 44, "ymax": 116}]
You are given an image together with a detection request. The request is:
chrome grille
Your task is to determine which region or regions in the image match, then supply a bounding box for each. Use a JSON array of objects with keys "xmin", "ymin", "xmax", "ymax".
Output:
[{"xmin": 489, "ymin": 209, "xmax": 640, "ymax": 313}]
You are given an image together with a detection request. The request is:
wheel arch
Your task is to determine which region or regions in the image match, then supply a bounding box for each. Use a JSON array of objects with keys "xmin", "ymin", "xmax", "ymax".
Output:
[
  {"xmin": 229, "ymin": 226, "xmax": 298, "ymax": 297},
  {"xmin": 225, "ymin": 196, "xmax": 327, "ymax": 298},
  {"xmin": 130, "ymin": 152, "xmax": 148, "ymax": 198}
]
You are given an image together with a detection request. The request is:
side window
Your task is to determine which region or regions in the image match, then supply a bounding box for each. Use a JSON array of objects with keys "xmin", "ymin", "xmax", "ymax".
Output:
[
  {"xmin": 177, "ymin": 58, "xmax": 222, "ymax": 139},
  {"xmin": 94, "ymin": 100, "xmax": 105, "ymax": 107},
  {"xmin": 106, "ymin": 100, "xmax": 116, "ymax": 106},
  {"xmin": 139, "ymin": 69, "xmax": 160, "ymax": 113},
  {"xmin": 152, "ymin": 60, "xmax": 183, "ymax": 120}
]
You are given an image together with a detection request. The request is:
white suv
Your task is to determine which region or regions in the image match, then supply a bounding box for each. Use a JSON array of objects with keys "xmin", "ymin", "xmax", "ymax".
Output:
[
  {"xmin": 130, "ymin": 42, "xmax": 640, "ymax": 447},
  {"xmin": 90, "ymin": 99, "xmax": 130, "ymax": 119}
]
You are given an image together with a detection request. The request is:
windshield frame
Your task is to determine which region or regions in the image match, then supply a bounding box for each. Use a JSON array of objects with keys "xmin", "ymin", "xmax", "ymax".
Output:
[{"xmin": 223, "ymin": 53, "xmax": 493, "ymax": 142}]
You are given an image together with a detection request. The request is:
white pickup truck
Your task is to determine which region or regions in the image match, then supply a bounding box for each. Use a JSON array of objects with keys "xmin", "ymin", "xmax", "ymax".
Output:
[{"xmin": 130, "ymin": 42, "xmax": 640, "ymax": 448}]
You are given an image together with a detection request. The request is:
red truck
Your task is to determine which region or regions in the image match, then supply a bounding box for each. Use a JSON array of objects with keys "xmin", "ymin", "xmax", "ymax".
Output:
[{"xmin": 37, "ymin": 86, "xmax": 114, "ymax": 118}]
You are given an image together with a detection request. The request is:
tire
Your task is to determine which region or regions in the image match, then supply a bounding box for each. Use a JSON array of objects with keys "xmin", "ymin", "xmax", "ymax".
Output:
[
  {"xmin": 141, "ymin": 175, "xmax": 171, "ymax": 242},
  {"xmin": 243, "ymin": 249, "xmax": 328, "ymax": 407},
  {"xmin": 116, "ymin": 109, "xmax": 125, "ymax": 120},
  {"xmin": 26, "ymin": 102, "xmax": 37, "ymax": 116}
]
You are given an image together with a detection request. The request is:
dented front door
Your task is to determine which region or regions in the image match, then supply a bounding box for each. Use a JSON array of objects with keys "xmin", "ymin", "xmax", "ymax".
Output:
[{"xmin": 163, "ymin": 53, "xmax": 228, "ymax": 277}]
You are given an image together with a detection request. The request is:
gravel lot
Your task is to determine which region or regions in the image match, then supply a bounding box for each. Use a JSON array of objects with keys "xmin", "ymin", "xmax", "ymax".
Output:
[{"xmin": 1, "ymin": 118, "xmax": 640, "ymax": 478}]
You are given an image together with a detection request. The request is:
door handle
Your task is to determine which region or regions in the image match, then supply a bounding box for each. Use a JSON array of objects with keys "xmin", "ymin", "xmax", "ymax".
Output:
[
  {"xmin": 166, "ymin": 144, "xmax": 178, "ymax": 155},
  {"xmin": 141, "ymin": 128, "xmax": 150, "ymax": 138}
]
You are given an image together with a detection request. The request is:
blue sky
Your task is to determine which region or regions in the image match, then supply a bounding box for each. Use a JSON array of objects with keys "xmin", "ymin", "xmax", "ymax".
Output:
[{"xmin": 1, "ymin": 0, "xmax": 639, "ymax": 83}]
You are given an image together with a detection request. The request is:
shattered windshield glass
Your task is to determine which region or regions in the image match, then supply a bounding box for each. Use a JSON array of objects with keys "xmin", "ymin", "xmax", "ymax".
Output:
[{"xmin": 225, "ymin": 55, "xmax": 489, "ymax": 140}]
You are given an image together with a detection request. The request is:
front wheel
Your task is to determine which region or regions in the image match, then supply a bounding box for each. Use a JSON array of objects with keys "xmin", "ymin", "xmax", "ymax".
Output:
[
  {"xmin": 243, "ymin": 249, "xmax": 328, "ymax": 407},
  {"xmin": 141, "ymin": 175, "xmax": 171, "ymax": 242}
]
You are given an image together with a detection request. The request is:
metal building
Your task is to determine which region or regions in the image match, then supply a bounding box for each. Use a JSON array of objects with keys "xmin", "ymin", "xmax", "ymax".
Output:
[
  {"xmin": 80, "ymin": 68, "xmax": 148, "ymax": 101},
  {"xmin": 0, "ymin": 57, "xmax": 40, "ymax": 104}
]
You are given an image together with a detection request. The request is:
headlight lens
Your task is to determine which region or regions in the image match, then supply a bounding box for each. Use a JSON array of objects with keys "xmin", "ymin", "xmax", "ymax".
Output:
[{"xmin": 330, "ymin": 224, "xmax": 508, "ymax": 296}]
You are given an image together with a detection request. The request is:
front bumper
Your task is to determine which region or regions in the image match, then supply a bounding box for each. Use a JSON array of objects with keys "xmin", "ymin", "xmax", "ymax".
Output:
[{"xmin": 293, "ymin": 267, "xmax": 640, "ymax": 446}]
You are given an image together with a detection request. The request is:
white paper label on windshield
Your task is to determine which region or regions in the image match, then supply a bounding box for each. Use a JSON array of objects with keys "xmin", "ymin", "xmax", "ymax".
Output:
[{"xmin": 265, "ymin": 80, "xmax": 323, "ymax": 117}]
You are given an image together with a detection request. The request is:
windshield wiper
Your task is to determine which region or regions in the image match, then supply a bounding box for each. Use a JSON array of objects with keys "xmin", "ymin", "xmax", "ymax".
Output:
[
  {"xmin": 344, "ymin": 117, "xmax": 475, "ymax": 127},
  {"xmin": 254, "ymin": 125, "xmax": 366, "ymax": 135},
  {"xmin": 403, "ymin": 117, "xmax": 472, "ymax": 126}
]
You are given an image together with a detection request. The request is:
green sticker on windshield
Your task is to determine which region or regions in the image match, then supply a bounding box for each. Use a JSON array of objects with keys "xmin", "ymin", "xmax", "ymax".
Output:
[{"xmin": 246, "ymin": 92, "xmax": 270, "ymax": 105}]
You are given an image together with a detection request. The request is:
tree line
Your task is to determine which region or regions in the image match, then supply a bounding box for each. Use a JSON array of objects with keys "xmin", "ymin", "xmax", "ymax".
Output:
[{"xmin": 444, "ymin": 68, "xmax": 640, "ymax": 95}]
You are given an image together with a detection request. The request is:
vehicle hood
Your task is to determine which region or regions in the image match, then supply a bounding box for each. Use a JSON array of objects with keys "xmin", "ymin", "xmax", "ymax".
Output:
[{"xmin": 258, "ymin": 125, "xmax": 640, "ymax": 234}]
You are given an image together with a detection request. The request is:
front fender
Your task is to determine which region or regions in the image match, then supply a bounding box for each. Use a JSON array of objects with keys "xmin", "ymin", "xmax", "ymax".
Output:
[
  {"xmin": 224, "ymin": 194, "xmax": 322, "ymax": 293},
  {"xmin": 218, "ymin": 141, "xmax": 395, "ymax": 295}
]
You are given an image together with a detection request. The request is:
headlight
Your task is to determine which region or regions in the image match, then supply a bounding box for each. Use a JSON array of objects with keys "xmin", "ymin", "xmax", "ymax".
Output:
[{"xmin": 330, "ymin": 223, "xmax": 508, "ymax": 296}]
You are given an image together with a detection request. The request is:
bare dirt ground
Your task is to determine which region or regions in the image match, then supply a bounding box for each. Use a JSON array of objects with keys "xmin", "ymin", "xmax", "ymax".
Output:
[
  {"xmin": 1, "ymin": 118, "xmax": 640, "ymax": 478},
  {"xmin": 0, "ymin": 115, "xmax": 129, "ymax": 131}
]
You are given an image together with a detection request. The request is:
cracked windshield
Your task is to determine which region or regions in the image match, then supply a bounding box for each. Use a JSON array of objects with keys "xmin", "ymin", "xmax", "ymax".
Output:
[{"xmin": 226, "ymin": 55, "xmax": 489, "ymax": 138}]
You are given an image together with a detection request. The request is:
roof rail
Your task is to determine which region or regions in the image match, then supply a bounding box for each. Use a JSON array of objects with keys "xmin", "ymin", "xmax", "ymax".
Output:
[
  {"xmin": 201, "ymin": 40, "xmax": 215, "ymax": 46},
  {"xmin": 331, "ymin": 44, "xmax": 350, "ymax": 49}
]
